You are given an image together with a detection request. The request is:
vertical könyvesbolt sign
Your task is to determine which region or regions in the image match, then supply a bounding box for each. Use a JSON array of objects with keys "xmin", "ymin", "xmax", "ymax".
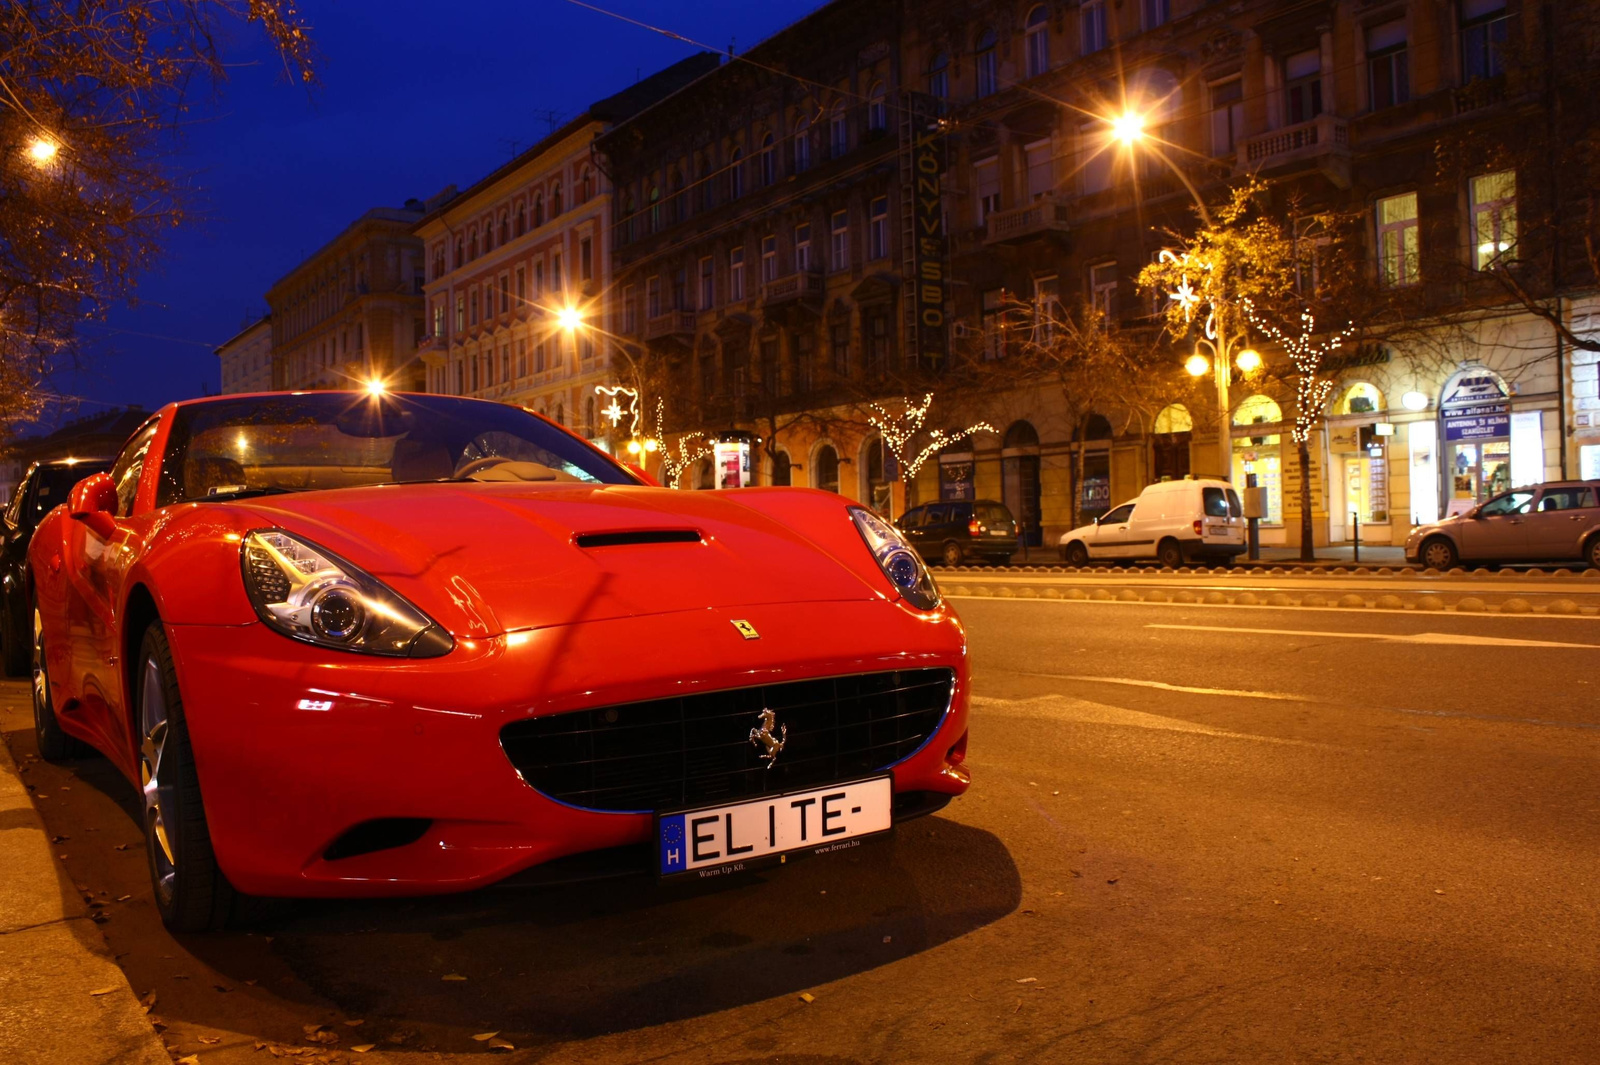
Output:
[{"xmin": 908, "ymin": 95, "xmax": 948, "ymax": 366}]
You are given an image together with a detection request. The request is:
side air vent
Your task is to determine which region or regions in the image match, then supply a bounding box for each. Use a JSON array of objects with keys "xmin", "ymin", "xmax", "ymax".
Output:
[
  {"xmin": 323, "ymin": 817, "xmax": 432, "ymax": 861},
  {"xmin": 574, "ymin": 529, "xmax": 703, "ymax": 549}
]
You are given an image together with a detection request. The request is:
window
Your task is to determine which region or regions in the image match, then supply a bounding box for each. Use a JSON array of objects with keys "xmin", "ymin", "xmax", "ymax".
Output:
[
  {"xmin": 1090, "ymin": 262, "xmax": 1118, "ymax": 323},
  {"xmin": 700, "ymin": 350, "xmax": 716, "ymax": 397},
  {"xmin": 499, "ymin": 214, "xmax": 509, "ymax": 245},
  {"xmin": 672, "ymin": 266, "xmax": 688, "ymax": 312},
  {"xmin": 975, "ymin": 157, "xmax": 1000, "ymax": 223},
  {"xmin": 1537, "ymin": 486, "xmax": 1598, "ymax": 511},
  {"xmin": 793, "ymin": 117, "xmax": 811, "ymax": 173},
  {"xmin": 1480, "ymin": 490, "xmax": 1534, "ymax": 516},
  {"xmin": 469, "ymin": 288, "xmax": 479, "ymax": 326},
  {"xmin": 455, "ymin": 294, "xmax": 465, "ymax": 332},
  {"xmin": 1376, "ymin": 192, "xmax": 1420, "ymax": 286},
  {"xmin": 761, "ymin": 234, "xmax": 779, "ymax": 282},
  {"xmin": 1025, "ymin": 7, "xmax": 1050, "ymax": 77},
  {"xmin": 868, "ymin": 197, "xmax": 888, "ymax": 260},
  {"xmin": 795, "ymin": 223, "xmax": 812, "ymax": 273},
  {"xmin": 830, "ymin": 209, "xmax": 850, "ymax": 271},
  {"xmin": 865, "ymin": 308, "xmax": 892, "ymax": 373},
  {"xmin": 551, "ymin": 251, "xmax": 562, "ymax": 290},
  {"xmin": 649, "ymin": 184, "xmax": 662, "ymax": 233},
  {"xmin": 928, "ymin": 52, "xmax": 949, "ymax": 99},
  {"xmin": 975, "ymin": 30, "xmax": 998, "ymax": 96},
  {"xmin": 830, "ymin": 319, "xmax": 850, "ymax": 375},
  {"xmin": 760, "ymin": 133, "xmax": 776, "ymax": 186},
  {"xmin": 550, "ymin": 181, "xmax": 563, "ymax": 216},
  {"xmin": 621, "ymin": 284, "xmax": 636, "ymax": 334},
  {"xmin": 1471, "ymin": 171, "xmax": 1517, "ymax": 269},
  {"xmin": 1368, "ymin": 20, "xmax": 1410, "ymax": 110},
  {"xmin": 730, "ymin": 246, "xmax": 746, "ymax": 300},
  {"xmin": 533, "ymin": 259, "xmax": 544, "ymax": 297},
  {"xmin": 867, "ymin": 83, "xmax": 887, "ymax": 132},
  {"xmin": 829, "ymin": 103, "xmax": 848, "ymax": 157},
  {"xmin": 1285, "ymin": 49, "xmax": 1323, "ymax": 124},
  {"xmin": 759, "ymin": 336, "xmax": 780, "ymax": 394},
  {"xmin": 516, "ymin": 338, "xmax": 527, "ymax": 378},
  {"xmin": 580, "ymin": 166, "xmax": 594, "ymax": 202},
  {"xmin": 1024, "ymin": 140, "xmax": 1053, "ymax": 200},
  {"xmin": 792, "ymin": 332, "xmax": 814, "ymax": 393},
  {"xmin": 1209, "ymin": 78, "xmax": 1244, "ymax": 156},
  {"xmin": 580, "ymin": 237, "xmax": 593, "ymax": 282},
  {"xmin": 814, "ymin": 446, "xmax": 840, "ymax": 493},
  {"xmin": 1081, "ymin": 1, "xmax": 1106, "ymax": 54},
  {"xmin": 1294, "ymin": 216, "xmax": 1330, "ymax": 295},
  {"xmin": 1076, "ymin": 127, "xmax": 1111, "ymax": 194},
  {"xmin": 1461, "ymin": 0, "xmax": 1509, "ymax": 82},
  {"xmin": 646, "ymin": 276, "xmax": 662, "ymax": 318},
  {"xmin": 110, "ymin": 418, "xmax": 159, "ymax": 516},
  {"xmin": 699, "ymin": 256, "xmax": 715, "ymax": 309},
  {"xmin": 515, "ymin": 266, "xmax": 526, "ymax": 304},
  {"xmin": 532, "ymin": 194, "xmax": 544, "ymax": 228},
  {"xmin": 433, "ymin": 301, "xmax": 444, "ymax": 339},
  {"xmin": 729, "ymin": 149, "xmax": 745, "ymax": 199},
  {"xmin": 1142, "ymin": 0, "xmax": 1169, "ymax": 29},
  {"xmin": 499, "ymin": 275, "xmax": 510, "ymax": 315},
  {"xmin": 514, "ymin": 203, "xmax": 525, "ymax": 237},
  {"xmin": 535, "ymin": 339, "xmax": 547, "ymax": 373}
]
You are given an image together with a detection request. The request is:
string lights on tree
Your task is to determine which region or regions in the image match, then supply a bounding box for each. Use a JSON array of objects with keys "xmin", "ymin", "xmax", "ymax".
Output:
[
  {"xmin": 1241, "ymin": 301, "xmax": 1355, "ymax": 446},
  {"xmin": 868, "ymin": 393, "xmax": 994, "ymax": 482},
  {"xmin": 649, "ymin": 398, "xmax": 712, "ymax": 489}
]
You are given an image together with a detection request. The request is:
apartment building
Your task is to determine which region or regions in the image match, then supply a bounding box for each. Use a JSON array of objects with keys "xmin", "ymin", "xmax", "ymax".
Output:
[
  {"xmin": 266, "ymin": 204, "xmax": 428, "ymax": 392},
  {"xmin": 215, "ymin": 315, "xmax": 272, "ymax": 395},
  {"xmin": 414, "ymin": 55, "xmax": 717, "ymax": 439}
]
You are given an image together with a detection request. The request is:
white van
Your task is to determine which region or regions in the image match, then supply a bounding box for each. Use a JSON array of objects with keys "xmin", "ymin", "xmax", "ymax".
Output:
[{"xmin": 1057, "ymin": 478, "xmax": 1246, "ymax": 567}]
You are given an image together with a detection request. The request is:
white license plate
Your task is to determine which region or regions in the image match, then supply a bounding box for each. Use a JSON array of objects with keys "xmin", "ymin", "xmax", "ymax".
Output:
[{"xmin": 657, "ymin": 776, "xmax": 892, "ymax": 878}]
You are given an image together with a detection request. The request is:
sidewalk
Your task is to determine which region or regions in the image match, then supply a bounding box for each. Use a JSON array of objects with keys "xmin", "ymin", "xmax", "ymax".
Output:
[
  {"xmin": 0, "ymin": 699, "xmax": 169, "ymax": 1065},
  {"xmin": 1255, "ymin": 545, "xmax": 1408, "ymax": 565}
]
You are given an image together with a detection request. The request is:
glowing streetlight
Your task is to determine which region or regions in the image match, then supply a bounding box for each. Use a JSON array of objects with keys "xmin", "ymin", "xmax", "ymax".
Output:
[
  {"xmin": 1235, "ymin": 348, "xmax": 1262, "ymax": 373},
  {"xmin": 364, "ymin": 377, "xmax": 387, "ymax": 396},
  {"xmin": 1111, "ymin": 112, "xmax": 1145, "ymax": 146},
  {"xmin": 1185, "ymin": 353, "xmax": 1211, "ymax": 377},
  {"xmin": 26, "ymin": 137, "xmax": 59, "ymax": 167},
  {"xmin": 557, "ymin": 306, "xmax": 583, "ymax": 331}
]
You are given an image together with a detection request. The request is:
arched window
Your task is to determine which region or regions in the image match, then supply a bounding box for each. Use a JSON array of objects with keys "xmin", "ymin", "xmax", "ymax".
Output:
[
  {"xmin": 770, "ymin": 450, "xmax": 792, "ymax": 486},
  {"xmin": 532, "ymin": 193, "xmax": 544, "ymax": 228},
  {"xmin": 1001, "ymin": 421, "xmax": 1042, "ymax": 546},
  {"xmin": 975, "ymin": 29, "xmax": 998, "ymax": 97},
  {"xmin": 1153, "ymin": 403, "xmax": 1194, "ymax": 433},
  {"xmin": 1234, "ymin": 394, "xmax": 1283, "ymax": 426},
  {"xmin": 728, "ymin": 148, "xmax": 745, "ymax": 199},
  {"xmin": 469, "ymin": 229, "xmax": 479, "ymax": 260},
  {"xmin": 1152, "ymin": 404, "xmax": 1193, "ymax": 481},
  {"xmin": 550, "ymin": 181, "xmax": 563, "ymax": 216},
  {"xmin": 649, "ymin": 184, "xmax": 661, "ymax": 232},
  {"xmin": 1026, "ymin": 7, "xmax": 1051, "ymax": 77},
  {"xmin": 829, "ymin": 102, "xmax": 849, "ymax": 157},
  {"xmin": 579, "ymin": 166, "xmax": 594, "ymax": 202},
  {"xmin": 760, "ymin": 132, "xmax": 777, "ymax": 186},
  {"xmin": 454, "ymin": 237, "xmax": 464, "ymax": 269},
  {"xmin": 1004, "ymin": 420, "xmax": 1041, "ymax": 449},
  {"xmin": 928, "ymin": 52, "xmax": 950, "ymax": 98},
  {"xmin": 483, "ymin": 219, "xmax": 494, "ymax": 252},
  {"xmin": 861, "ymin": 435, "xmax": 890, "ymax": 513},
  {"xmin": 867, "ymin": 82, "xmax": 887, "ymax": 132},
  {"xmin": 499, "ymin": 212, "xmax": 509, "ymax": 244},
  {"xmin": 697, "ymin": 155, "xmax": 716, "ymax": 212},
  {"xmin": 667, "ymin": 168, "xmax": 683, "ymax": 223},
  {"xmin": 793, "ymin": 115, "xmax": 812, "ymax": 173},
  {"xmin": 513, "ymin": 202, "xmax": 525, "ymax": 237},
  {"xmin": 813, "ymin": 444, "xmax": 840, "ymax": 493},
  {"xmin": 1338, "ymin": 381, "xmax": 1384, "ymax": 414}
]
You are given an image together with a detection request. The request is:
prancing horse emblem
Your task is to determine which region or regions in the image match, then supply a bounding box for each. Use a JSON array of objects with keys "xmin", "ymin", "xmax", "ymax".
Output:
[{"xmin": 748, "ymin": 708, "xmax": 787, "ymax": 767}]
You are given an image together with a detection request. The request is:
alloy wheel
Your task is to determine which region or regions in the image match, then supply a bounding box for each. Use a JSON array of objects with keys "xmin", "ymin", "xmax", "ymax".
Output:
[
  {"xmin": 139, "ymin": 657, "xmax": 178, "ymax": 903},
  {"xmin": 1421, "ymin": 540, "xmax": 1456, "ymax": 570},
  {"xmin": 30, "ymin": 611, "xmax": 48, "ymax": 732}
]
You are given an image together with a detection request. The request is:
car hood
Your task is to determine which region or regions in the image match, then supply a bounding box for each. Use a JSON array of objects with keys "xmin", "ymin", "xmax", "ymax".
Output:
[
  {"xmin": 1408, "ymin": 513, "xmax": 1468, "ymax": 541},
  {"xmin": 236, "ymin": 483, "xmax": 882, "ymax": 638},
  {"xmin": 1059, "ymin": 521, "xmax": 1098, "ymax": 542}
]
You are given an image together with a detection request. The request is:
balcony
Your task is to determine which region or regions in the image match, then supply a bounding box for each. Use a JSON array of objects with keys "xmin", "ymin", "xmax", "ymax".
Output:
[
  {"xmin": 1454, "ymin": 76, "xmax": 1506, "ymax": 115},
  {"xmin": 1237, "ymin": 114, "xmax": 1351, "ymax": 187},
  {"xmin": 643, "ymin": 309, "xmax": 696, "ymax": 342},
  {"xmin": 762, "ymin": 270, "xmax": 825, "ymax": 309},
  {"xmin": 985, "ymin": 195, "xmax": 1071, "ymax": 245}
]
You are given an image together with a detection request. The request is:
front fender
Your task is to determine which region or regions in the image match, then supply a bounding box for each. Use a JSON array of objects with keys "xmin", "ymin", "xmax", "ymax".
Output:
[{"xmin": 123, "ymin": 505, "xmax": 258, "ymax": 626}]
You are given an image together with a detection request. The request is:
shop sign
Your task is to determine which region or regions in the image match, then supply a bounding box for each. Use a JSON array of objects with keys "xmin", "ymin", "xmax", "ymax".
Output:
[
  {"xmin": 1440, "ymin": 370, "xmax": 1508, "ymax": 408},
  {"xmin": 1080, "ymin": 476, "xmax": 1110, "ymax": 510},
  {"xmin": 1443, "ymin": 404, "xmax": 1510, "ymax": 442},
  {"xmin": 713, "ymin": 440, "xmax": 752, "ymax": 489},
  {"xmin": 905, "ymin": 93, "xmax": 948, "ymax": 365}
]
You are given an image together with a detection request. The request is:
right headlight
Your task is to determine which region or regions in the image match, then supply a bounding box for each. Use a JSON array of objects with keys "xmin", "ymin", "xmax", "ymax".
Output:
[
  {"xmin": 240, "ymin": 529, "xmax": 453, "ymax": 657},
  {"xmin": 849, "ymin": 506, "xmax": 941, "ymax": 611}
]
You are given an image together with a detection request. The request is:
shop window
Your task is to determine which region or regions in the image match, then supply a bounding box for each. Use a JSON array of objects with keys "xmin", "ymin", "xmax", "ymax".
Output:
[{"xmin": 1339, "ymin": 382, "xmax": 1384, "ymax": 415}]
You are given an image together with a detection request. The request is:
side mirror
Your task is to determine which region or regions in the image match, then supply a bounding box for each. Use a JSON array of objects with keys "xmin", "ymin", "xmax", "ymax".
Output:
[{"xmin": 68, "ymin": 473, "xmax": 118, "ymax": 539}]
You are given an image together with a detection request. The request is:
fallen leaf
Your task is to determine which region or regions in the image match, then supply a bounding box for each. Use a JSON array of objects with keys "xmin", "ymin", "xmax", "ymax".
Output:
[
  {"xmin": 177, "ymin": 1057, "xmax": 200, "ymax": 1065},
  {"xmin": 1435, "ymin": 889, "xmax": 1446, "ymax": 895},
  {"xmin": 200, "ymin": 1036, "xmax": 221, "ymax": 1045},
  {"xmin": 488, "ymin": 1039, "xmax": 515, "ymax": 1051},
  {"xmin": 115, "ymin": 843, "xmax": 132, "ymax": 851},
  {"xmin": 798, "ymin": 992, "xmax": 815, "ymax": 1003},
  {"xmin": 1106, "ymin": 878, "xmax": 1119, "ymax": 885},
  {"xmin": 1016, "ymin": 977, "xmax": 1037, "ymax": 984},
  {"xmin": 116, "ymin": 894, "xmax": 132, "ymax": 902},
  {"xmin": 255, "ymin": 1042, "xmax": 268, "ymax": 1051},
  {"xmin": 50, "ymin": 835, "xmax": 69, "ymax": 843},
  {"xmin": 214, "ymin": 984, "xmax": 232, "ymax": 993},
  {"xmin": 302, "ymin": 1025, "xmax": 325, "ymax": 1036},
  {"xmin": 882, "ymin": 935, "xmax": 892, "ymax": 943},
  {"xmin": 88, "ymin": 987, "xmax": 118, "ymax": 996},
  {"xmin": 305, "ymin": 1031, "xmax": 338, "ymax": 1046},
  {"xmin": 350, "ymin": 1047, "xmax": 375, "ymax": 1055},
  {"xmin": 440, "ymin": 973, "xmax": 467, "ymax": 981},
  {"xmin": 342, "ymin": 1020, "xmax": 364, "ymax": 1027},
  {"xmin": 472, "ymin": 1032, "xmax": 500, "ymax": 1042}
]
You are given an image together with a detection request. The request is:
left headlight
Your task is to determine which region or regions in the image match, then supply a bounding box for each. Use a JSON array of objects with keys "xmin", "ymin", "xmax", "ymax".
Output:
[
  {"xmin": 849, "ymin": 506, "xmax": 940, "ymax": 611},
  {"xmin": 240, "ymin": 529, "xmax": 453, "ymax": 657}
]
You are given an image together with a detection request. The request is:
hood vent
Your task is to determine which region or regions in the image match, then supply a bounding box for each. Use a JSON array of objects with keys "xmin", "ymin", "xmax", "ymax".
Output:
[{"xmin": 575, "ymin": 529, "xmax": 703, "ymax": 549}]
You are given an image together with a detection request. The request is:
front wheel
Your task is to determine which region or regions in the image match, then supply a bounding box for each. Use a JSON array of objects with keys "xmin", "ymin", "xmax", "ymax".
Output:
[
  {"xmin": 33, "ymin": 610, "xmax": 90, "ymax": 761},
  {"xmin": 1062, "ymin": 541, "xmax": 1089, "ymax": 567},
  {"xmin": 1586, "ymin": 535, "xmax": 1600, "ymax": 571},
  {"xmin": 137, "ymin": 623, "xmax": 235, "ymax": 932},
  {"xmin": 1419, "ymin": 537, "xmax": 1458, "ymax": 571}
]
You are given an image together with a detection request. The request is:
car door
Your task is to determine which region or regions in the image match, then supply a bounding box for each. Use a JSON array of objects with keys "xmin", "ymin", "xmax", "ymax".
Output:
[
  {"xmin": 1090, "ymin": 503, "xmax": 1138, "ymax": 559},
  {"xmin": 1522, "ymin": 486, "xmax": 1598, "ymax": 559},
  {"xmin": 898, "ymin": 505, "xmax": 928, "ymax": 555},
  {"xmin": 1457, "ymin": 489, "xmax": 1534, "ymax": 560}
]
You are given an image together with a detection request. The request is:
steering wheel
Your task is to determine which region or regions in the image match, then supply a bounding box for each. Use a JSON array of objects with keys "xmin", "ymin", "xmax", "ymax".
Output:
[{"xmin": 453, "ymin": 454, "xmax": 512, "ymax": 479}]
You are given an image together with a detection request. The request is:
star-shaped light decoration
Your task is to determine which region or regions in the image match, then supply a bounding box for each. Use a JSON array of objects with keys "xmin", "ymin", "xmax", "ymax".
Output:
[{"xmin": 601, "ymin": 399, "xmax": 625, "ymax": 427}]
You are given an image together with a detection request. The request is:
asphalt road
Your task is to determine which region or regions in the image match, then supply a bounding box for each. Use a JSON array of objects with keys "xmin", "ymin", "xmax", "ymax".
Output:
[{"xmin": 5, "ymin": 600, "xmax": 1599, "ymax": 1064}]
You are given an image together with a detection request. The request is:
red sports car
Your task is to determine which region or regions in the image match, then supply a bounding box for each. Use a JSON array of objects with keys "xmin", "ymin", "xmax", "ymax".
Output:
[{"xmin": 28, "ymin": 391, "xmax": 970, "ymax": 930}]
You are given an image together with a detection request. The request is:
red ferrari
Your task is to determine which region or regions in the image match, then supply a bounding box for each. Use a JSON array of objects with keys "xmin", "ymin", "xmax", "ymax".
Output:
[{"xmin": 28, "ymin": 391, "xmax": 971, "ymax": 930}]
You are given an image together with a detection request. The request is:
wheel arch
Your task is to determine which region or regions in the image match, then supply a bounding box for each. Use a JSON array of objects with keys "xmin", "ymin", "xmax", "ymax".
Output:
[{"xmin": 121, "ymin": 582, "xmax": 162, "ymax": 747}]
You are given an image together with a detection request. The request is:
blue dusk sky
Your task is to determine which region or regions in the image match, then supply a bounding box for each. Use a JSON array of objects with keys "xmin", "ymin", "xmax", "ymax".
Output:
[{"xmin": 54, "ymin": 0, "xmax": 823, "ymax": 420}]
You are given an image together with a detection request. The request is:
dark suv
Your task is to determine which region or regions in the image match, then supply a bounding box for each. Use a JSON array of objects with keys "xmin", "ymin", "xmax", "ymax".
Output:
[
  {"xmin": 897, "ymin": 499, "xmax": 1019, "ymax": 567},
  {"xmin": 2, "ymin": 457, "xmax": 110, "ymax": 675}
]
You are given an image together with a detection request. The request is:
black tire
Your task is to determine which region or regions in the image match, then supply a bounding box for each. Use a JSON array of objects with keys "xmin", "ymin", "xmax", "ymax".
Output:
[
  {"xmin": 1419, "ymin": 536, "xmax": 1458, "ymax": 571},
  {"xmin": 1586, "ymin": 534, "xmax": 1600, "ymax": 571},
  {"xmin": 1063, "ymin": 541, "xmax": 1089, "ymax": 567},
  {"xmin": 941, "ymin": 541, "xmax": 964, "ymax": 567},
  {"xmin": 1157, "ymin": 539, "xmax": 1185, "ymax": 569},
  {"xmin": 136, "ymin": 622, "xmax": 236, "ymax": 933},
  {"xmin": 33, "ymin": 609, "xmax": 90, "ymax": 761}
]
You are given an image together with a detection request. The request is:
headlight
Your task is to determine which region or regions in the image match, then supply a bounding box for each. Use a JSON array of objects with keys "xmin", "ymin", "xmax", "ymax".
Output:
[
  {"xmin": 240, "ymin": 529, "xmax": 453, "ymax": 657},
  {"xmin": 849, "ymin": 506, "xmax": 940, "ymax": 611}
]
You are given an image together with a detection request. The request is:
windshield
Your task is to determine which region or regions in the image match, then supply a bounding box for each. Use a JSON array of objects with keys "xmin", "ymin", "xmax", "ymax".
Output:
[{"xmin": 155, "ymin": 393, "xmax": 634, "ymax": 507}]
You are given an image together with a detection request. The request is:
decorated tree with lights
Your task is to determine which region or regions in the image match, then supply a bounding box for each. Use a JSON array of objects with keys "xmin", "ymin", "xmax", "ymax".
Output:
[
  {"xmin": 1139, "ymin": 181, "xmax": 1365, "ymax": 559},
  {"xmin": 867, "ymin": 394, "xmax": 993, "ymax": 511},
  {"xmin": 0, "ymin": 0, "xmax": 315, "ymax": 432}
]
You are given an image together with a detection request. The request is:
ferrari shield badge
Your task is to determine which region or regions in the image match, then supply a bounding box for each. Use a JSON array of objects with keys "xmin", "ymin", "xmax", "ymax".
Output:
[
  {"xmin": 748, "ymin": 708, "xmax": 787, "ymax": 766},
  {"xmin": 731, "ymin": 619, "xmax": 760, "ymax": 640}
]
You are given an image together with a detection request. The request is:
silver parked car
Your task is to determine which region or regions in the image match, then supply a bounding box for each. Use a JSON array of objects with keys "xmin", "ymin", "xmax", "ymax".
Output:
[{"xmin": 1405, "ymin": 481, "xmax": 1600, "ymax": 569}]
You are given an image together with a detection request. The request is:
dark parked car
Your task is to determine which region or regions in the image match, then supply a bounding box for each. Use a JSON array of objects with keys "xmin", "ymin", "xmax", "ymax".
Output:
[
  {"xmin": 3, "ymin": 457, "xmax": 110, "ymax": 675},
  {"xmin": 897, "ymin": 499, "xmax": 1019, "ymax": 567}
]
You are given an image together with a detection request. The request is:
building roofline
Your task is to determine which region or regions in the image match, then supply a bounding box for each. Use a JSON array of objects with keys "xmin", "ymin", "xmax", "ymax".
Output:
[
  {"xmin": 266, "ymin": 206, "xmax": 424, "ymax": 296},
  {"xmin": 214, "ymin": 313, "xmax": 272, "ymax": 356}
]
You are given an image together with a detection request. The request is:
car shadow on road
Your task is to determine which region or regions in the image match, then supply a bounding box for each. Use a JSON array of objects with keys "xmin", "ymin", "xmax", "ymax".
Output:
[{"xmin": 9, "ymin": 728, "xmax": 1018, "ymax": 1050}]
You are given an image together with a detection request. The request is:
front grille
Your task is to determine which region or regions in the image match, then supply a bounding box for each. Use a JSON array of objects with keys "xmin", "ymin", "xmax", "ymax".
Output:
[{"xmin": 500, "ymin": 668, "xmax": 954, "ymax": 813}]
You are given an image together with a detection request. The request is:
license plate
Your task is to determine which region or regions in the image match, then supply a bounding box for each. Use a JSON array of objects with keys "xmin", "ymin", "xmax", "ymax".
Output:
[{"xmin": 656, "ymin": 776, "xmax": 892, "ymax": 878}]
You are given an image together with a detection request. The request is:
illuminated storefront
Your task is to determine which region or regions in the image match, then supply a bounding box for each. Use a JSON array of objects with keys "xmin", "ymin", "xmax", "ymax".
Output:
[
  {"xmin": 1231, "ymin": 394, "xmax": 1283, "ymax": 526},
  {"xmin": 1439, "ymin": 368, "xmax": 1512, "ymax": 510}
]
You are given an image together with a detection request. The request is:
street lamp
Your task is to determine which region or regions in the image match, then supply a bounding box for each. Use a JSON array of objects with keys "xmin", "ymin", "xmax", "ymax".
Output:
[
  {"xmin": 25, "ymin": 136, "xmax": 59, "ymax": 167},
  {"xmin": 557, "ymin": 305, "xmax": 583, "ymax": 331}
]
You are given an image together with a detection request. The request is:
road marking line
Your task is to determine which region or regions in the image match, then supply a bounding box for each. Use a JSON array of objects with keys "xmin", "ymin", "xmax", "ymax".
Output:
[
  {"xmin": 1144, "ymin": 623, "xmax": 1600, "ymax": 649},
  {"xmin": 943, "ymin": 595, "xmax": 1600, "ymax": 621},
  {"xmin": 969, "ymin": 694, "xmax": 1315, "ymax": 746},
  {"xmin": 1014, "ymin": 674, "xmax": 1306, "ymax": 701}
]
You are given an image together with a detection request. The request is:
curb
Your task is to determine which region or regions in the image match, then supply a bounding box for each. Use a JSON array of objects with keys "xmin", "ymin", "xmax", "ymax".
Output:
[
  {"xmin": 947, "ymin": 586, "xmax": 1595, "ymax": 616},
  {"xmin": 934, "ymin": 563, "xmax": 1600, "ymax": 582},
  {"xmin": 0, "ymin": 707, "xmax": 169, "ymax": 1065}
]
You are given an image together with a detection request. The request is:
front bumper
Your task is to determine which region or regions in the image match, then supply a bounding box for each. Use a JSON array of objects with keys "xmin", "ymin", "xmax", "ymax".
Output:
[{"xmin": 167, "ymin": 598, "xmax": 970, "ymax": 897}]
